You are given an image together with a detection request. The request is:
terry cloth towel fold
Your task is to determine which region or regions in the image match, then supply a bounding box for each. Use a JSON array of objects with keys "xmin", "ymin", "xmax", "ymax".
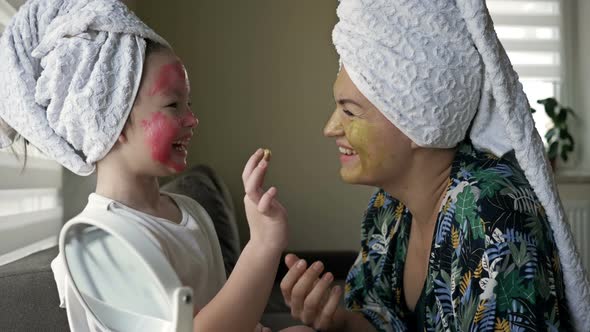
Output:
[
  {"xmin": 0, "ymin": 0, "xmax": 170, "ymax": 175},
  {"xmin": 333, "ymin": 0, "xmax": 590, "ymax": 330}
]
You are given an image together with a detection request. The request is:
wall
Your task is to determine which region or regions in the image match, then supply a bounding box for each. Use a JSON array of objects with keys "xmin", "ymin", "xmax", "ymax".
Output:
[
  {"xmin": 572, "ymin": 0, "xmax": 590, "ymax": 172},
  {"xmin": 134, "ymin": 0, "xmax": 373, "ymax": 251},
  {"xmin": 62, "ymin": 0, "xmax": 590, "ymax": 252}
]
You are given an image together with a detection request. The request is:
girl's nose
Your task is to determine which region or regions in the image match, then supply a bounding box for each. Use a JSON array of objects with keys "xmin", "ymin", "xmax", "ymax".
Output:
[{"xmin": 181, "ymin": 111, "xmax": 198, "ymax": 128}]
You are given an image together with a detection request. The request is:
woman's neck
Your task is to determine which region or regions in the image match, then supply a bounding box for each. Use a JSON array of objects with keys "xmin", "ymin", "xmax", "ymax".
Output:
[
  {"xmin": 383, "ymin": 148, "xmax": 456, "ymax": 228},
  {"xmin": 95, "ymin": 160, "xmax": 161, "ymax": 212}
]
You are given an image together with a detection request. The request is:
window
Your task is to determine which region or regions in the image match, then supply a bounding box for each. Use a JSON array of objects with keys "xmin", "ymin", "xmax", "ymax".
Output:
[
  {"xmin": 487, "ymin": 0, "xmax": 565, "ymax": 141},
  {"xmin": 0, "ymin": 145, "xmax": 64, "ymax": 266},
  {"xmin": 0, "ymin": 0, "xmax": 63, "ymax": 266},
  {"xmin": 0, "ymin": 0, "xmax": 15, "ymax": 34}
]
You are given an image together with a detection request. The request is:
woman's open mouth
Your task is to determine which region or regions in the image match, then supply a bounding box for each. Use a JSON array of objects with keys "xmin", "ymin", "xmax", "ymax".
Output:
[{"xmin": 339, "ymin": 146, "xmax": 358, "ymax": 163}]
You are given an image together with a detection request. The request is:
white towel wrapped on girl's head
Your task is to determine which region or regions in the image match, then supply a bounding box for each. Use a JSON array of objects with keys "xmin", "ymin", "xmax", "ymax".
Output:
[{"xmin": 0, "ymin": 0, "xmax": 169, "ymax": 175}]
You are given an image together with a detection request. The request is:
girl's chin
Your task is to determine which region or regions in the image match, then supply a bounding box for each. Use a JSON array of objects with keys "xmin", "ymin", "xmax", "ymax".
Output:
[{"xmin": 162, "ymin": 162, "xmax": 187, "ymax": 174}]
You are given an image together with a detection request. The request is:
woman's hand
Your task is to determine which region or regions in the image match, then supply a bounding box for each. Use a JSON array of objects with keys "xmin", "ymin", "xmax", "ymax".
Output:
[
  {"xmin": 280, "ymin": 254, "xmax": 344, "ymax": 331},
  {"xmin": 242, "ymin": 148, "xmax": 289, "ymax": 252},
  {"xmin": 254, "ymin": 323, "xmax": 271, "ymax": 332}
]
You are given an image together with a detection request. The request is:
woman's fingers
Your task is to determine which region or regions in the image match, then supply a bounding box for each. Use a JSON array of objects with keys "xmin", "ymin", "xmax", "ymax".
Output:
[
  {"xmin": 242, "ymin": 149, "xmax": 264, "ymax": 184},
  {"xmin": 314, "ymin": 286, "xmax": 343, "ymax": 331},
  {"xmin": 290, "ymin": 261, "xmax": 325, "ymax": 317},
  {"xmin": 285, "ymin": 253, "xmax": 300, "ymax": 269},
  {"xmin": 280, "ymin": 259, "xmax": 308, "ymax": 306},
  {"xmin": 301, "ymin": 272, "xmax": 334, "ymax": 325}
]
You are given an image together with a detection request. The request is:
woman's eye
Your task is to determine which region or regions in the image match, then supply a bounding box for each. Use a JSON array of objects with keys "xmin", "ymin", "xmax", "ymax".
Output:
[
  {"xmin": 342, "ymin": 109, "xmax": 354, "ymax": 116},
  {"xmin": 166, "ymin": 102, "xmax": 178, "ymax": 109},
  {"xmin": 187, "ymin": 101, "xmax": 192, "ymax": 108}
]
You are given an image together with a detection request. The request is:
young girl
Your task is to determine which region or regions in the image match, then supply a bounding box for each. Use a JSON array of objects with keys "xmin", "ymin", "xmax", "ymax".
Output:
[{"xmin": 0, "ymin": 0, "xmax": 313, "ymax": 331}]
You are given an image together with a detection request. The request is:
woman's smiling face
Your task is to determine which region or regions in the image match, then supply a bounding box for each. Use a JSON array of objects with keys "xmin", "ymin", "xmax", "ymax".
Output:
[{"xmin": 323, "ymin": 67, "xmax": 414, "ymax": 187}]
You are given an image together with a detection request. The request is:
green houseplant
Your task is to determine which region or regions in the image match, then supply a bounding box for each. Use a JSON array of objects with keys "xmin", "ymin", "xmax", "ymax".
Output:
[{"xmin": 531, "ymin": 97, "xmax": 576, "ymax": 169}]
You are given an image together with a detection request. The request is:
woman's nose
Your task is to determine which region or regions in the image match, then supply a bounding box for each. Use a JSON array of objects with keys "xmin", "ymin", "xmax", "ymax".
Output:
[{"xmin": 323, "ymin": 111, "xmax": 344, "ymax": 137}]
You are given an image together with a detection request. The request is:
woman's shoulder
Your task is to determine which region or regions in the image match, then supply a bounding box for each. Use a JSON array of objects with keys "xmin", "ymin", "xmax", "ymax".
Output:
[
  {"xmin": 453, "ymin": 142, "xmax": 543, "ymax": 216},
  {"xmin": 446, "ymin": 142, "xmax": 554, "ymax": 248}
]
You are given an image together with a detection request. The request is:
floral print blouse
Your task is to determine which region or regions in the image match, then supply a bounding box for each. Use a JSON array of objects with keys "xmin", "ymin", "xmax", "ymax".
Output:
[{"xmin": 345, "ymin": 142, "xmax": 572, "ymax": 332}]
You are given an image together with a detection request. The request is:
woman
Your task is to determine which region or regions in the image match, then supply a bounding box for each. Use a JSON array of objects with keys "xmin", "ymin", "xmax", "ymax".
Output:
[{"xmin": 279, "ymin": 1, "xmax": 590, "ymax": 331}]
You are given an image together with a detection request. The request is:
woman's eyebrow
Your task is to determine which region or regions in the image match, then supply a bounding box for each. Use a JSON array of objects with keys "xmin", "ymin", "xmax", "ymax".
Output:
[{"xmin": 337, "ymin": 98, "xmax": 362, "ymax": 108}]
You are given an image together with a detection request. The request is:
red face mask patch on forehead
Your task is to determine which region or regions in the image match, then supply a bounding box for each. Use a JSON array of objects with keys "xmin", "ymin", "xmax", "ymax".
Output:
[{"xmin": 149, "ymin": 62, "xmax": 188, "ymax": 97}]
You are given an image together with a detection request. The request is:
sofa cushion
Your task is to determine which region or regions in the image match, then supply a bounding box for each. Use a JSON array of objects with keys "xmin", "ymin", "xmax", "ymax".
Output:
[{"xmin": 0, "ymin": 246, "xmax": 69, "ymax": 331}]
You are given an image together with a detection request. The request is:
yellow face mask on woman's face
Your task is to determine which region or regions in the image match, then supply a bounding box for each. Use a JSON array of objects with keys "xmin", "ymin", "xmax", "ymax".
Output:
[{"xmin": 324, "ymin": 67, "xmax": 414, "ymax": 187}]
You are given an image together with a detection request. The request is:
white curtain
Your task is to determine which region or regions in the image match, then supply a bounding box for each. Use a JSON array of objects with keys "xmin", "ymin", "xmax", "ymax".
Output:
[{"xmin": 487, "ymin": 0, "xmax": 565, "ymax": 135}]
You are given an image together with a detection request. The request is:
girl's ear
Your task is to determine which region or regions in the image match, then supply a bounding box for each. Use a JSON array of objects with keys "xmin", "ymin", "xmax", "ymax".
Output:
[
  {"xmin": 118, "ymin": 115, "xmax": 134, "ymax": 144},
  {"xmin": 118, "ymin": 132, "xmax": 127, "ymax": 144}
]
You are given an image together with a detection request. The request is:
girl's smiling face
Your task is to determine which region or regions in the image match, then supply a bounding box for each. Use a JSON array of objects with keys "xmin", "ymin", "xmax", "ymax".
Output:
[{"xmin": 120, "ymin": 46, "xmax": 198, "ymax": 176}]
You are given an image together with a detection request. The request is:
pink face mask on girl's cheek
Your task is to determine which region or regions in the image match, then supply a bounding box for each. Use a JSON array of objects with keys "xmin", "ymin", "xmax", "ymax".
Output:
[{"xmin": 141, "ymin": 112, "xmax": 187, "ymax": 172}]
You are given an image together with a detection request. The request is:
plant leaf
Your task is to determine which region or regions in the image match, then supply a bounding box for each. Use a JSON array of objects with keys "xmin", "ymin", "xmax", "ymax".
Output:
[
  {"xmin": 539, "ymin": 98, "xmax": 557, "ymax": 118},
  {"xmin": 548, "ymin": 141, "xmax": 559, "ymax": 159},
  {"xmin": 556, "ymin": 108, "xmax": 567, "ymax": 123},
  {"xmin": 561, "ymin": 148, "xmax": 569, "ymax": 162},
  {"xmin": 545, "ymin": 127, "xmax": 558, "ymax": 143}
]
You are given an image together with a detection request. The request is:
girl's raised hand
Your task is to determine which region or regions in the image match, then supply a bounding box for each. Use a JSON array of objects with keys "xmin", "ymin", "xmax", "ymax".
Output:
[{"xmin": 242, "ymin": 148, "xmax": 288, "ymax": 251}]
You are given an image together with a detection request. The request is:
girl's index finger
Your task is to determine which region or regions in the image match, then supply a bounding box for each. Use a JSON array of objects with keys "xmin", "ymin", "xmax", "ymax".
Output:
[
  {"xmin": 242, "ymin": 148, "xmax": 264, "ymax": 184},
  {"xmin": 244, "ymin": 158, "xmax": 269, "ymax": 202}
]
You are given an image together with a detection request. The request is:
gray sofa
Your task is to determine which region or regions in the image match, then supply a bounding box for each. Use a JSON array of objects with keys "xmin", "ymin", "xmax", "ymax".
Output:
[{"xmin": 0, "ymin": 165, "xmax": 353, "ymax": 331}]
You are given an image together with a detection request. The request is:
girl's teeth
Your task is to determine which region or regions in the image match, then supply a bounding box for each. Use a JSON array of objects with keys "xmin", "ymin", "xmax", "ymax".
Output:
[{"xmin": 173, "ymin": 144, "xmax": 186, "ymax": 152}]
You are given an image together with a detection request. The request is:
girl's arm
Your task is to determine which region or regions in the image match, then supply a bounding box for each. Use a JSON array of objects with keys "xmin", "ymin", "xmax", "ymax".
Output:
[
  {"xmin": 193, "ymin": 241, "xmax": 282, "ymax": 332},
  {"xmin": 193, "ymin": 149, "xmax": 288, "ymax": 332}
]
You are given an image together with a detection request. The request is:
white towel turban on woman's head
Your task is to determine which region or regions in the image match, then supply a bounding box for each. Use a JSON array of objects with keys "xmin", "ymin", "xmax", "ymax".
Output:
[
  {"xmin": 333, "ymin": 0, "xmax": 590, "ymax": 330},
  {"xmin": 0, "ymin": 0, "xmax": 170, "ymax": 176}
]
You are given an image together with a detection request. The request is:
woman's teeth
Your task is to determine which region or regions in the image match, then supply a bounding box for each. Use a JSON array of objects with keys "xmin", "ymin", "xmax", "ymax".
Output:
[{"xmin": 339, "ymin": 147, "xmax": 357, "ymax": 155}]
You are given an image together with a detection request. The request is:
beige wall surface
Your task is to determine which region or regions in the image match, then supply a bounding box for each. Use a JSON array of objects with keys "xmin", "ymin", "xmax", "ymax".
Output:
[
  {"xmin": 135, "ymin": 0, "xmax": 374, "ymax": 251},
  {"xmin": 572, "ymin": 0, "xmax": 590, "ymax": 171},
  {"xmin": 132, "ymin": 0, "xmax": 590, "ymax": 250},
  {"xmin": 62, "ymin": 0, "xmax": 590, "ymax": 251}
]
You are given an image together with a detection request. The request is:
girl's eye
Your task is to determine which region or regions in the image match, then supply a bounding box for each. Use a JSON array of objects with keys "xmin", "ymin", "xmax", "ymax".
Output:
[
  {"xmin": 342, "ymin": 109, "xmax": 354, "ymax": 117},
  {"xmin": 166, "ymin": 102, "xmax": 178, "ymax": 109},
  {"xmin": 187, "ymin": 101, "xmax": 192, "ymax": 108}
]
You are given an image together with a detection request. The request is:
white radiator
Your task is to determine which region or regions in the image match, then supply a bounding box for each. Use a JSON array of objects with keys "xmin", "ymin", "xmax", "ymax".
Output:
[{"xmin": 564, "ymin": 200, "xmax": 590, "ymax": 273}]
